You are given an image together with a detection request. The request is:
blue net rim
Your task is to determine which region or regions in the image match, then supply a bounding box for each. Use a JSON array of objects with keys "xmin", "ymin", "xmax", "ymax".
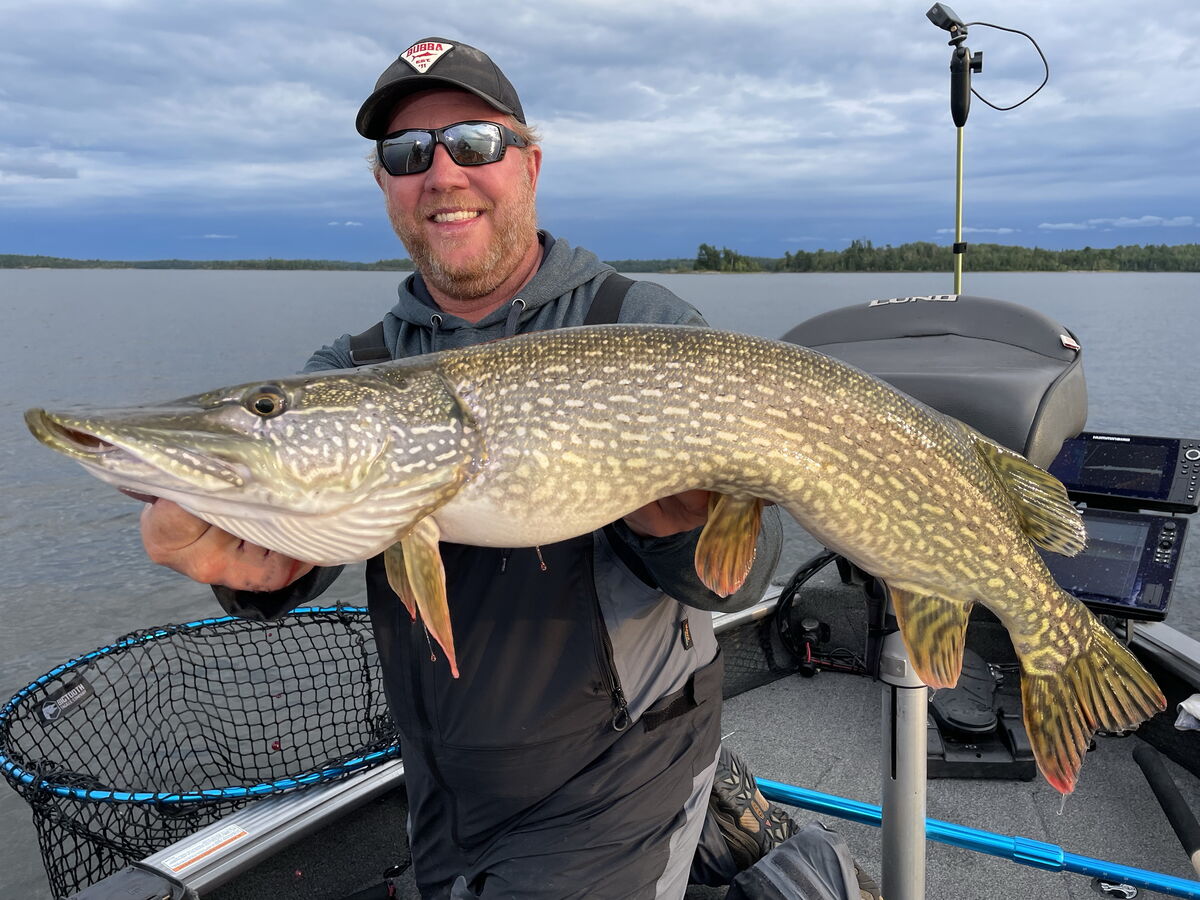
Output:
[{"xmin": 0, "ymin": 606, "xmax": 401, "ymax": 804}]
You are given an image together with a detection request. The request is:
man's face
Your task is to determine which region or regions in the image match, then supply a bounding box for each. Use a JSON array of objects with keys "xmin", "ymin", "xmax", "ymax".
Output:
[{"xmin": 376, "ymin": 89, "xmax": 542, "ymax": 300}]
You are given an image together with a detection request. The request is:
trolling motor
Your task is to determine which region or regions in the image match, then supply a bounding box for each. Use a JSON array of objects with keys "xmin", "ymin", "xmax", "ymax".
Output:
[
  {"xmin": 926, "ymin": 4, "xmax": 1048, "ymax": 295},
  {"xmin": 928, "ymin": 4, "xmax": 982, "ymax": 293}
]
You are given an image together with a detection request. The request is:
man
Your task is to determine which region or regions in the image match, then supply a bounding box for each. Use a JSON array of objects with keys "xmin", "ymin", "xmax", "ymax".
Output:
[{"xmin": 141, "ymin": 38, "xmax": 872, "ymax": 899}]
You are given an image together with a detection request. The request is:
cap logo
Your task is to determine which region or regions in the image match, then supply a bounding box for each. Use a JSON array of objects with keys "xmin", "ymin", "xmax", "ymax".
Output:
[{"xmin": 402, "ymin": 41, "xmax": 454, "ymax": 73}]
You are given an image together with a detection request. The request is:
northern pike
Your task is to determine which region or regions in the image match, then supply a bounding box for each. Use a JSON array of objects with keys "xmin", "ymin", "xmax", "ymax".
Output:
[{"xmin": 25, "ymin": 324, "xmax": 1164, "ymax": 793}]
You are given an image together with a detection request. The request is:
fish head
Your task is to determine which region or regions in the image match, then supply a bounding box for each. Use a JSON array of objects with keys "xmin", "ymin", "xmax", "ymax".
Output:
[{"xmin": 25, "ymin": 364, "xmax": 477, "ymax": 565}]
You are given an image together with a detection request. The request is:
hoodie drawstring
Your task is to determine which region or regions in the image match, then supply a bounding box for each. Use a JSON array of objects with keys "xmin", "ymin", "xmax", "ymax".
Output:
[
  {"xmin": 504, "ymin": 298, "xmax": 526, "ymax": 337},
  {"xmin": 429, "ymin": 314, "xmax": 443, "ymax": 352}
]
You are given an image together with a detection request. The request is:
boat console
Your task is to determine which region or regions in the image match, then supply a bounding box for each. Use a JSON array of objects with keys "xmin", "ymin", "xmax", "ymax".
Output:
[{"xmin": 1050, "ymin": 431, "xmax": 1200, "ymax": 515}]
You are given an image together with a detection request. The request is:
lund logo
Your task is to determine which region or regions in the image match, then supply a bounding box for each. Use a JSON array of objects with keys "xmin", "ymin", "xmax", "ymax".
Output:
[
  {"xmin": 868, "ymin": 294, "xmax": 959, "ymax": 307},
  {"xmin": 402, "ymin": 41, "xmax": 453, "ymax": 73}
]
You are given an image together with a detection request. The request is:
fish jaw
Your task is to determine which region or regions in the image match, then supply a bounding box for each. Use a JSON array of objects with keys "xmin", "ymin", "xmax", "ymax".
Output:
[
  {"xmin": 25, "ymin": 365, "xmax": 484, "ymax": 566},
  {"xmin": 25, "ymin": 407, "xmax": 249, "ymax": 495}
]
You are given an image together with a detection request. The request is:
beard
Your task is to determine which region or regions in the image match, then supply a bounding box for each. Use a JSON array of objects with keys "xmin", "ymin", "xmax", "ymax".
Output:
[{"xmin": 386, "ymin": 165, "xmax": 539, "ymax": 301}]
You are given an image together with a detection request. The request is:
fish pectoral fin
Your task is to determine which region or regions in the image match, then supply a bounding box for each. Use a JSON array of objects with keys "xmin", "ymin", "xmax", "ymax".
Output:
[
  {"xmin": 886, "ymin": 582, "xmax": 972, "ymax": 689},
  {"xmin": 384, "ymin": 518, "xmax": 459, "ymax": 679},
  {"xmin": 964, "ymin": 425, "xmax": 1087, "ymax": 557},
  {"xmin": 694, "ymin": 494, "xmax": 763, "ymax": 598},
  {"xmin": 1020, "ymin": 593, "xmax": 1165, "ymax": 794}
]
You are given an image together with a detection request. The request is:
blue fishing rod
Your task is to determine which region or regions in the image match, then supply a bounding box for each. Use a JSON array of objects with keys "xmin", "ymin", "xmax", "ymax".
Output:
[{"xmin": 757, "ymin": 778, "xmax": 1200, "ymax": 899}]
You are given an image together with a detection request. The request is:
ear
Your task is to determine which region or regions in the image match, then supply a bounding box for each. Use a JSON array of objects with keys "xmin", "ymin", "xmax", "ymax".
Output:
[
  {"xmin": 524, "ymin": 144, "xmax": 543, "ymax": 192},
  {"xmin": 373, "ymin": 164, "xmax": 387, "ymax": 191}
]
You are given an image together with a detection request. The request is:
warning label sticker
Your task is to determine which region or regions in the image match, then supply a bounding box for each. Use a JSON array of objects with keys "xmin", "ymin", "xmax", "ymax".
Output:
[{"xmin": 163, "ymin": 823, "xmax": 250, "ymax": 872}]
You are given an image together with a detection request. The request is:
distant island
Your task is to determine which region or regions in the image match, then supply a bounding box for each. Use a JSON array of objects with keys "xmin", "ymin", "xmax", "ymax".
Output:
[{"xmin": 4, "ymin": 241, "xmax": 1200, "ymax": 273}]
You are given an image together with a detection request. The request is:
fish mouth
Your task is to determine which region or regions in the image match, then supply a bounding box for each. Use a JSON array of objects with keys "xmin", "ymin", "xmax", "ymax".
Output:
[
  {"xmin": 24, "ymin": 409, "xmax": 246, "ymax": 489},
  {"xmin": 26, "ymin": 409, "xmax": 120, "ymax": 459}
]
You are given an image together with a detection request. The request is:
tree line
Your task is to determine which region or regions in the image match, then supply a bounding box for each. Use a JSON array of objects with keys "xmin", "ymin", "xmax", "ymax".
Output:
[
  {"xmin": 694, "ymin": 240, "xmax": 1200, "ymax": 272},
  {"xmin": 5, "ymin": 241, "xmax": 1200, "ymax": 272}
]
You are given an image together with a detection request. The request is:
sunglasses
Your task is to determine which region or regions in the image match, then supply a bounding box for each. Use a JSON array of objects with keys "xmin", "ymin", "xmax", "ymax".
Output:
[{"xmin": 377, "ymin": 120, "xmax": 529, "ymax": 176}]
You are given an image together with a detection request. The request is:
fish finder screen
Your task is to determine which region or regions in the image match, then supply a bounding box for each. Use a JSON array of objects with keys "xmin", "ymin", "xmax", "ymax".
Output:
[
  {"xmin": 1043, "ymin": 518, "xmax": 1148, "ymax": 603},
  {"xmin": 1049, "ymin": 439, "xmax": 1173, "ymax": 500}
]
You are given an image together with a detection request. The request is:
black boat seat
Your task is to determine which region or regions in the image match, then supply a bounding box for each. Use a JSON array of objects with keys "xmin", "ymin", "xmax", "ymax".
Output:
[{"xmin": 780, "ymin": 294, "xmax": 1087, "ymax": 467}]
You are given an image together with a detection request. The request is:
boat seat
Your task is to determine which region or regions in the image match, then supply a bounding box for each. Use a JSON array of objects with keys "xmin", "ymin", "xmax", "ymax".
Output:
[{"xmin": 780, "ymin": 294, "xmax": 1087, "ymax": 467}]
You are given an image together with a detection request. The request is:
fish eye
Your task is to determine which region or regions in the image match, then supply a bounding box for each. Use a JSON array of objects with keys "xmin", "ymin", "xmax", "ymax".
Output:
[{"xmin": 244, "ymin": 384, "xmax": 288, "ymax": 418}]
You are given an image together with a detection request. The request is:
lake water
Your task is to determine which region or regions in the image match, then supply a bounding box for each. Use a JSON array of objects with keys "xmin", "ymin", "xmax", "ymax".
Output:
[{"xmin": 1, "ymin": 268, "xmax": 1198, "ymax": 898}]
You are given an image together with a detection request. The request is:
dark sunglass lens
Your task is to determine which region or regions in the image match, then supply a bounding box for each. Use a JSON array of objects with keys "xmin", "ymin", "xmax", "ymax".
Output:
[
  {"xmin": 444, "ymin": 122, "xmax": 504, "ymax": 165},
  {"xmin": 381, "ymin": 132, "xmax": 434, "ymax": 174}
]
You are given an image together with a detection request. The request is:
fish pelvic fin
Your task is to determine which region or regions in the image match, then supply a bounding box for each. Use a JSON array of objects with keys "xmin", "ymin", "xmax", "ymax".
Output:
[
  {"xmin": 384, "ymin": 518, "xmax": 458, "ymax": 679},
  {"xmin": 887, "ymin": 582, "xmax": 973, "ymax": 689},
  {"xmin": 1021, "ymin": 596, "xmax": 1166, "ymax": 794},
  {"xmin": 383, "ymin": 542, "xmax": 419, "ymax": 622},
  {"xmin": 964, "ymin": 425, "xmax": 1087, "ymax": 557},
  {"xmin": 694, "ymin": 494, "xmax": 764, "ymax": 597}
]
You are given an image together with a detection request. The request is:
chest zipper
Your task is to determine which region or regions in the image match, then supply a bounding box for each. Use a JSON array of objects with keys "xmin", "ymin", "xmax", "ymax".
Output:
[{"xmin": 592, "ymin": 597, "xmax": 631, "ymax": 732}]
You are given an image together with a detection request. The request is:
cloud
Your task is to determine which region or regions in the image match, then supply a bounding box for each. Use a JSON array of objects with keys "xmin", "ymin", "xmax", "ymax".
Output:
[
  {"xmin": 0, "ymin": 155, "xmax": 79, "ymax": 180},
  {"xmin": 1093, "ymin": 216, "xmax": 1195, "ymax": 228},
  {"xmin": 1038, "ymin": 215, "xmax": 1196, "ymax": 231},
  {"xmin": 936, "ymin": 227, "xmax": 1018, "ymax": 235},
  {"xmin": 3, "ymin": 1, "xmax": 1200, "ymax": 258},
  {"xmin": 201, "ymin": 234, "xmax": 236, "ymax": 239},
  {"xmin": 1038, "ymin": 222, "xmax": 1091, "ymax": 231}
]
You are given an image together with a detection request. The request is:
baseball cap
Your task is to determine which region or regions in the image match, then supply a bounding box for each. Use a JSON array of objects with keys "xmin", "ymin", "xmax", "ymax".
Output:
[{"xmin": 356, "ymin": 38, "xmax": 526, "ymax": 138}]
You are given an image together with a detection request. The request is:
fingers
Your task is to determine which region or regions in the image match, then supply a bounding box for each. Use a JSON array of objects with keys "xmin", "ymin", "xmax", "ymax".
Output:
[
  {"xmin": 140, "ymin": 499, "xmax": 313, "ymax": 592},
  {"xmin": 623, "ymin": 490, "xmax": 713, "ymax": 537}
]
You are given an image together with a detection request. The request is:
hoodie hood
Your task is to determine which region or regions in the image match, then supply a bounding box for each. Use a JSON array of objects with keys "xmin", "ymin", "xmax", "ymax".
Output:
[
  {"xmin": 387, "ymin": 231, "xmax": 611, "ymax": 342},
  {"xmin": 302, "ymin": 231, "xmax": 704, "ymax": 373}
]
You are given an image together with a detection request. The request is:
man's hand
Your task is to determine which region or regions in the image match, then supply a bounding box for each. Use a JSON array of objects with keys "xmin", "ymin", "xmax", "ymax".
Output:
[
  {"xmin": 140, "ymin": 499, "xmax": 313, "ymax": 592},
  {"xmin": 622, "ymin": 489, "xmax": 711, "ymax": 538}
]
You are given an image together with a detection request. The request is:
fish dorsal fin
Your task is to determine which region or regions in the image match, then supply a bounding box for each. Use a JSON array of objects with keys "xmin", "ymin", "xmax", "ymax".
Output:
[
  {"xmin": 963, "ymin": 425, "xmax": 1086, "ymax": 557},
  {"xmin": 694, "ymin": 494, "xmax": 764, "ymax": 597}
]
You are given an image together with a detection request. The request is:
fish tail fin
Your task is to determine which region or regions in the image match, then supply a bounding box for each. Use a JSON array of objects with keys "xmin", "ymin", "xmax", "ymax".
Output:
[
  {"xmin": 888, "ymin": 583, "xmax": 973, "ymax": 689},
  {"xmin": 1021, "ymin": 596, "xmax": 1165, "ymax": 794}
]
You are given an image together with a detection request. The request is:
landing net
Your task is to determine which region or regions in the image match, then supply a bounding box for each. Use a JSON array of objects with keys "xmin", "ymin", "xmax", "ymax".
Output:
[{"xmin": 0, "ymin": 607, "xmax": 398, "ymax": 899}]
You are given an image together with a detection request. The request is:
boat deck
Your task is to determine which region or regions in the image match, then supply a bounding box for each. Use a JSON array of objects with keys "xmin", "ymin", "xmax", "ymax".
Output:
[{"xmin": 204, "ymin": 563, "xmax": 1200, "ymax": 900}]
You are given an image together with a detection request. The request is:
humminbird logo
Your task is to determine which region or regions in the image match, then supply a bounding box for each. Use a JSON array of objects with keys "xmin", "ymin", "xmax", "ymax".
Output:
[
  {"xmin": 868, "ymin": 294, "xmax": 959, "ymax": 307},
  {"xmin": 402, "ymin": 41, "xmax": 453, "ymax": 73},
  {"xmin": 1091, "ymin": 435, "xmax": 1131, "ymax": 442},
  {"xmin": 38, "ymin": 676, "xmax": 96, "ymax": 724}
]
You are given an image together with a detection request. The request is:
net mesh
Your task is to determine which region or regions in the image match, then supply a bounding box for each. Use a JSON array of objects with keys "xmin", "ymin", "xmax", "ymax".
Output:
[
  {"xmin": 0, "ymin": 607, "xmax": 398, "ymax": 900},
  {"xmin": 719, "ymin": 614, "xmax": 801, "ymax": 700}
]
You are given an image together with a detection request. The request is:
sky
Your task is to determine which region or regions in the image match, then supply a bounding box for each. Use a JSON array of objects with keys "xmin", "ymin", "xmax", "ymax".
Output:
[{"xmin": 2, "ymin": 0, "xmax": 1198, "ymax": 262}]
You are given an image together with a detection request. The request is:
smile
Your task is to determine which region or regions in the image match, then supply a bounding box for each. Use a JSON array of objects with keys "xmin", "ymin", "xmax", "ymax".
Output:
[{"xmin": 431, "ymin": 210, "xmax": 481, "ymax": 223}]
